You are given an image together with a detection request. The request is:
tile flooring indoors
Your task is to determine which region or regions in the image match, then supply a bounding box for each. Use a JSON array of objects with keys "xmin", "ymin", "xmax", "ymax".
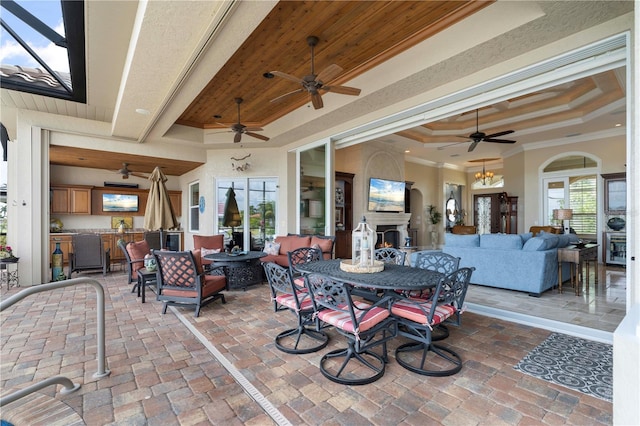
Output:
[{"xmin": 0, "ymin": 262, "xmax": 623, "ymax": 425}]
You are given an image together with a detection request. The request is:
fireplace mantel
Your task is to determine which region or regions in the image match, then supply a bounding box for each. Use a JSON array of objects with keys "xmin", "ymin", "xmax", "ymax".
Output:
[{"xmin": 362, "ymin": 212, "xmax": 412, "ymax": 246}]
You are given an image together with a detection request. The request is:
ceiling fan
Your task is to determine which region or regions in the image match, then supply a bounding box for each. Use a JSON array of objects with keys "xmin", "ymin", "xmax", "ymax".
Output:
[
  {"xmin": 213, "ymin": 97, "xmax": 270, "ymax": 143},
  {"xmin": 459, "ymin": 109, "xmax": 516, "ymax": 152},
  {"xmin": 269, "ymin": 35, "xmax": 361, "ymax": 110},
  {"xmin": 115, "ymin": 163, "xmax": 147, "ymax": 179}
]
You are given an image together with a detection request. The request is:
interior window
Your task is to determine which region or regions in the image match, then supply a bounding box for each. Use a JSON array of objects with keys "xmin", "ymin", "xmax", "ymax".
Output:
[
  {"xmin": 542, "ymin": 155, "xmax": 598, "ymax": 238},
  {"xmin": 189, "ymin": 181, "xmax": 199, "ymax": 232}
]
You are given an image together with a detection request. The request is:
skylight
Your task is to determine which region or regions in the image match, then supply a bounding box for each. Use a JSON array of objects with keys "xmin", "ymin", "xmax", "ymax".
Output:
[{"xmin": 0, "ymin": 0, "xmax": 85, "ymax": 102}]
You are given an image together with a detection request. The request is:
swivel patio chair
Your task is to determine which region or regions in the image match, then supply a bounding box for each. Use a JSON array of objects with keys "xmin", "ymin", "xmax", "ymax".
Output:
[
  {"xmin": 390, "ymin": 267, "xmax": 474, "ymax": 376},
  {"xmin": 153, "ymin": 250, "xmax": 226, "ymax": 317},
  {"xmin": 287, "ymin": 246, "xmax": 322, "ymax": 284},
  {"xmin": 374, "ymin": 247, "xmax": 406, "ymax": 265},
  {"xmin": 263, "ymin": 262, "xmax": 329, "ymax": 354},
  {"xmin": 68, "ymin": 234, "xmax": 110, "ymax": 278},
  {"xmin": 304, "ymin": 272, "xmax": 397, "ymax": 385}
]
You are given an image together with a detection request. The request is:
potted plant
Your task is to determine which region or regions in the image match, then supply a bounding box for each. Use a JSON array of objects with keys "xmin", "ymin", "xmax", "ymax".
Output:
[{"xmin": 426, "ymin": 205, "xmax": 441, "ymax": 249}]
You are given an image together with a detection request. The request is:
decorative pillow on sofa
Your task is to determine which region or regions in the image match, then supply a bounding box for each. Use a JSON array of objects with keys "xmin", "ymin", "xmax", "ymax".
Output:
[
  {"xmin": 310, "ymin": 236, "xmax": 334, "ymax": 259},
  {"xmin": 444, "ymin": 234, "xmax": 480, "ymax": 247},
  {"xmin": 522, "ymin": 233, "xmax": 559, "ymax": 251},
  {"xmin": 520, "ymin": 232, "xmax": 533, "ymax": 243},
  {"xmin": 275, "ymin": 235, "xmax": 311, "ymax": 254},
  {"xmin": 263, "ymin": 241, "xmax": 281, "ymax": 256},
  {"xmin": 480, "ymin": 234, "xmax": 523, "ymax": 250},
  {"xmin": 537, "ymin": 231, "xmax": 559, "ymax": 249}
]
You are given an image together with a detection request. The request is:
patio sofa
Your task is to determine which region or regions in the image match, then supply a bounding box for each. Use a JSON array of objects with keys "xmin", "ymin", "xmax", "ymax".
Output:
[
  {"xmin": 442, "ymin": 232, "xmax": 577, "ymax": 296},
  {"xmin": 261, "ymin": 234, "xmax": 335, "ymax": 267}
]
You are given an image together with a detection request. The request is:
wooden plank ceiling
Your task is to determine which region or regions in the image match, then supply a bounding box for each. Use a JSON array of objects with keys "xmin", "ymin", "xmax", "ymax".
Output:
[{"xmin": 176, "ymin": 0, "xmax": 492, "ymax": 130}]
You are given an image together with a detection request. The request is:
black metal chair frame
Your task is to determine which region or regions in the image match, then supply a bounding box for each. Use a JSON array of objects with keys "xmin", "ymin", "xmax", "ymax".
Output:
[
  {"xmin": 287, "ymin": 246, "xmax": 322, "ymax": 278},
  {"xmin": 374, "ymin": 247, "xmax": 406, "ymax": 265},
  {"xmin": 304, "ymin": 273, "xmax": 397, "ymax": 385},
  {"xmin": 392, "ymin": 267, "xmax": 474, "ymax": 377},
  {"xmin": 68, "ymin": 234, "xmax": 110, "ymax": 279},
  {"xmin": 409, "ymin": 250, "xmax": 462, "ymax": 339},
  {"xmin": 153, "ymin": 250, "xmax": 226, "ymax": 317},
  {"xmin": 263, "ymin": 262, "xmax": 329, "ymax": 354}
]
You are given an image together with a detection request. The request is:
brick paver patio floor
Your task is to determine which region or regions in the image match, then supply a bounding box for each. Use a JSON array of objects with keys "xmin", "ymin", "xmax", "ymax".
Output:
[{"xmin": 1, "ymin": 270, "xmax": 612, "ymax": 425}]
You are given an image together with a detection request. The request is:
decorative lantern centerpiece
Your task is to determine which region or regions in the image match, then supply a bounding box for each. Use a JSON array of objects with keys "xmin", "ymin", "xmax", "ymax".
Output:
[{"xmin": 341, "ymin": 216, "xmax": 384, "ymax": 273}]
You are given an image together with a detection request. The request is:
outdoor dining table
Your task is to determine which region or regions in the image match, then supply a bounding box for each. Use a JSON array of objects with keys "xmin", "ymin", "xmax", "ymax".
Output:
[{"xmin": 294, "ymin": 259, "xmax": 443, "ymax": 294}]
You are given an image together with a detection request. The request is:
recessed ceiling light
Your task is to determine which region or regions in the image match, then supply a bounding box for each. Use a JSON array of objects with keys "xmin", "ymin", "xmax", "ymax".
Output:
[
  {"xmin": 450, "ymin": 154, "xmax": 459, "ymax": 157},
  {"xmin": 263, "ymin": 72, "xmax": 274, "ymax": 79},
  {"xmin": 404, "ymin": 150, "xmax": 410, "ymax": 153},
  {"xmin": 214, "ymin": 115, "xmax": 222, "ymax": 119},
  {"xmin": 615, "ymin": 123, "xmax": 622, "ymax": 127},
  {"xmin": 135, "ymin": 108, "xmax": 150, "ymax": 115}
]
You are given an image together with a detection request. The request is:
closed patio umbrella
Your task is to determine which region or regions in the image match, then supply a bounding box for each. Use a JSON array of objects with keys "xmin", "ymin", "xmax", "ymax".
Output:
[
  {"xmin": 223, "ymin": 187, "xmax": 242, "ymax": 246},
  {"xmin": 144, "ymin": 167, "xmax": 178, "ymax": 249}
]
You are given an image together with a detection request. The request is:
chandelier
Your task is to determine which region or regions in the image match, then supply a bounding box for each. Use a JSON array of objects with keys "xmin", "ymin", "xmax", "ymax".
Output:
[{"xmin": 475, "ymin": 160, "xmax": 494, "ymax": 185}]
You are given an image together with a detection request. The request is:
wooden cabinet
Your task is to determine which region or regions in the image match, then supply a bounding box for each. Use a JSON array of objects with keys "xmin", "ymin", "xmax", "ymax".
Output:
[
  {"xmin": 474, "ymin": 193, "xmax": 517, "ymax": 234},
  {"xmin": 49, "ymin": 234, "xmax": 73, "ymax": 265},
  {"xmin": 51, "ymin": 185, "xmax": 92, "ymax": 214},
  {"xmin": 335, "ymin": 172, "xmax": 354, "ymax": 259}
]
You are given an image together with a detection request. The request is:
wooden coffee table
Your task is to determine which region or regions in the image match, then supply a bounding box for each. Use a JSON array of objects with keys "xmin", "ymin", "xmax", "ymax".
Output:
[
  {"xmin": 557, "ymin": 244, "xmax": 599, "ymax": 296},
  {"xmin": 204, "ymin": 251, "xmax": 266, "ymax": 290}
]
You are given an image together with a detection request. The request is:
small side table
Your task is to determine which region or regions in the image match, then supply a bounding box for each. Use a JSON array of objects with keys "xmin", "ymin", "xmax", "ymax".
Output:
[
  {"xmin": 0, "ymin": 259, "xmax": 19, "ymax": 289},
  {"xmin": 557, "ymin": 244, "xmax": 599, "ymax": 296},
  {"xmin": 136, "ymin": 267, "xmax": 157, "ymax": 303}
]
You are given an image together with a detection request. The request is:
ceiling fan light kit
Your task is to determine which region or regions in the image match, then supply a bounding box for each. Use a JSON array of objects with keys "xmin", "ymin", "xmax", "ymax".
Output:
[{"xmin": 270, "ymin": 35, "xmax": 361, "ymax": 109}]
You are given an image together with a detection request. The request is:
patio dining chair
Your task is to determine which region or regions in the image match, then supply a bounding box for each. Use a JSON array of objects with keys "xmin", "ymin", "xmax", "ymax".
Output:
[
  {"xmin": 374, "ymin": 247, "xmax": 406, "ymax": 265},
  {"xmin": 390, "ymin": 267, "xmax": 474, "ymax": 376},
  {"xmin": 304, "ymin": 272, "xmax": 397, "ymax": 385},
  {"xmin": 153, "ymin": 250, "xmax": 226, "ymax": 317},
  {"xmin": 263, "ymin": 262, "xmax": 329, "ymax": 354},
  {"xmin": 287, "ymin": 246, "xmax": 322, "ymax": 284}
]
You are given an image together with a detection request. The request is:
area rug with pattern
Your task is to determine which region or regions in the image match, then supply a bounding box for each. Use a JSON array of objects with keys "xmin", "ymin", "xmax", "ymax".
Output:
[{"xmin": 514, "ymin": 332, "xmax": 612, "ymax": 402}]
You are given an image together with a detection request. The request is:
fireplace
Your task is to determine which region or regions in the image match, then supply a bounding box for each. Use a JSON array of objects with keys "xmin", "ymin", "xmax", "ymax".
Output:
[
  {"xmin": 376, "ymin": 225, "xmax": 400, "ymax": 248},
  {"xmin": 364, "ymin": 212, "xmax": 412, "ymax": 249}
]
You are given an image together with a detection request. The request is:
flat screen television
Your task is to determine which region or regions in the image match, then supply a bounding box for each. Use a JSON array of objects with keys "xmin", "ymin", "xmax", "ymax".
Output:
[
  {"xmin": 102, "ymin": 193, "xmax": 139, "ymax": 212},
  {"xmin": 367, "ymin": 177, "xmax": 405, "ymax": 212}
]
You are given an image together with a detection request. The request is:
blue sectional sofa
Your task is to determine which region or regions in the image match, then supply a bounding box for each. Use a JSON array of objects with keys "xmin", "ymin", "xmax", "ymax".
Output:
[{"xmin": 442, "ymin": 232, "xmax": 577, "ymax": 296}]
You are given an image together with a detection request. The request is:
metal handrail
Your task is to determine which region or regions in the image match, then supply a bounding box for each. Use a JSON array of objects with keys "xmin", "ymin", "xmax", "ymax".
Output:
[{"xmin": 0, "ymin": 278, "xmax": 111, "ymax": 407}]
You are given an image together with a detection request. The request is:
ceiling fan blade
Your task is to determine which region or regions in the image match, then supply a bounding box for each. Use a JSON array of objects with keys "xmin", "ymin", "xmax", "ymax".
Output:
[
  {"xmin": 322, "ymin": 85, "xmax": 361, "ymax": 96},
  {"xmin": 270, "ymin": 71, "xmax": 304, "ymax": 84},
  {"xmin": 244, "ymin": 126, "xmax": 263, "ymax": 132},
  {"xmin": 270, "ymin": 88, "xmax": 305, "ymax": 103},
  {"xmin": 311, "ymin": 92, "xmax": 323, "ymax": 109},
  {"xmin": 245, "ymin": 132, "xmax": 270, "ymax": 141},
  {"xmin": 315, "ymin": 64, "xmax": 343, "ymax": 84},
  {"xmin": 468, "ymin": 141, "xmax": 480, "ymax": 152},
  {"xmin": 130, "ymin": 172, "xmax": 148, "ymax": 179},
  {"xmin": 484, "ymin": 130, "xmax": 514, "ymax": 139},
  {"xmin": 483, "ymin": 138, "xmax": 516, "ymax": 144},
  {"xmin": 234, "ymin": 132, "xmax": 242, "ymax": 143}
]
